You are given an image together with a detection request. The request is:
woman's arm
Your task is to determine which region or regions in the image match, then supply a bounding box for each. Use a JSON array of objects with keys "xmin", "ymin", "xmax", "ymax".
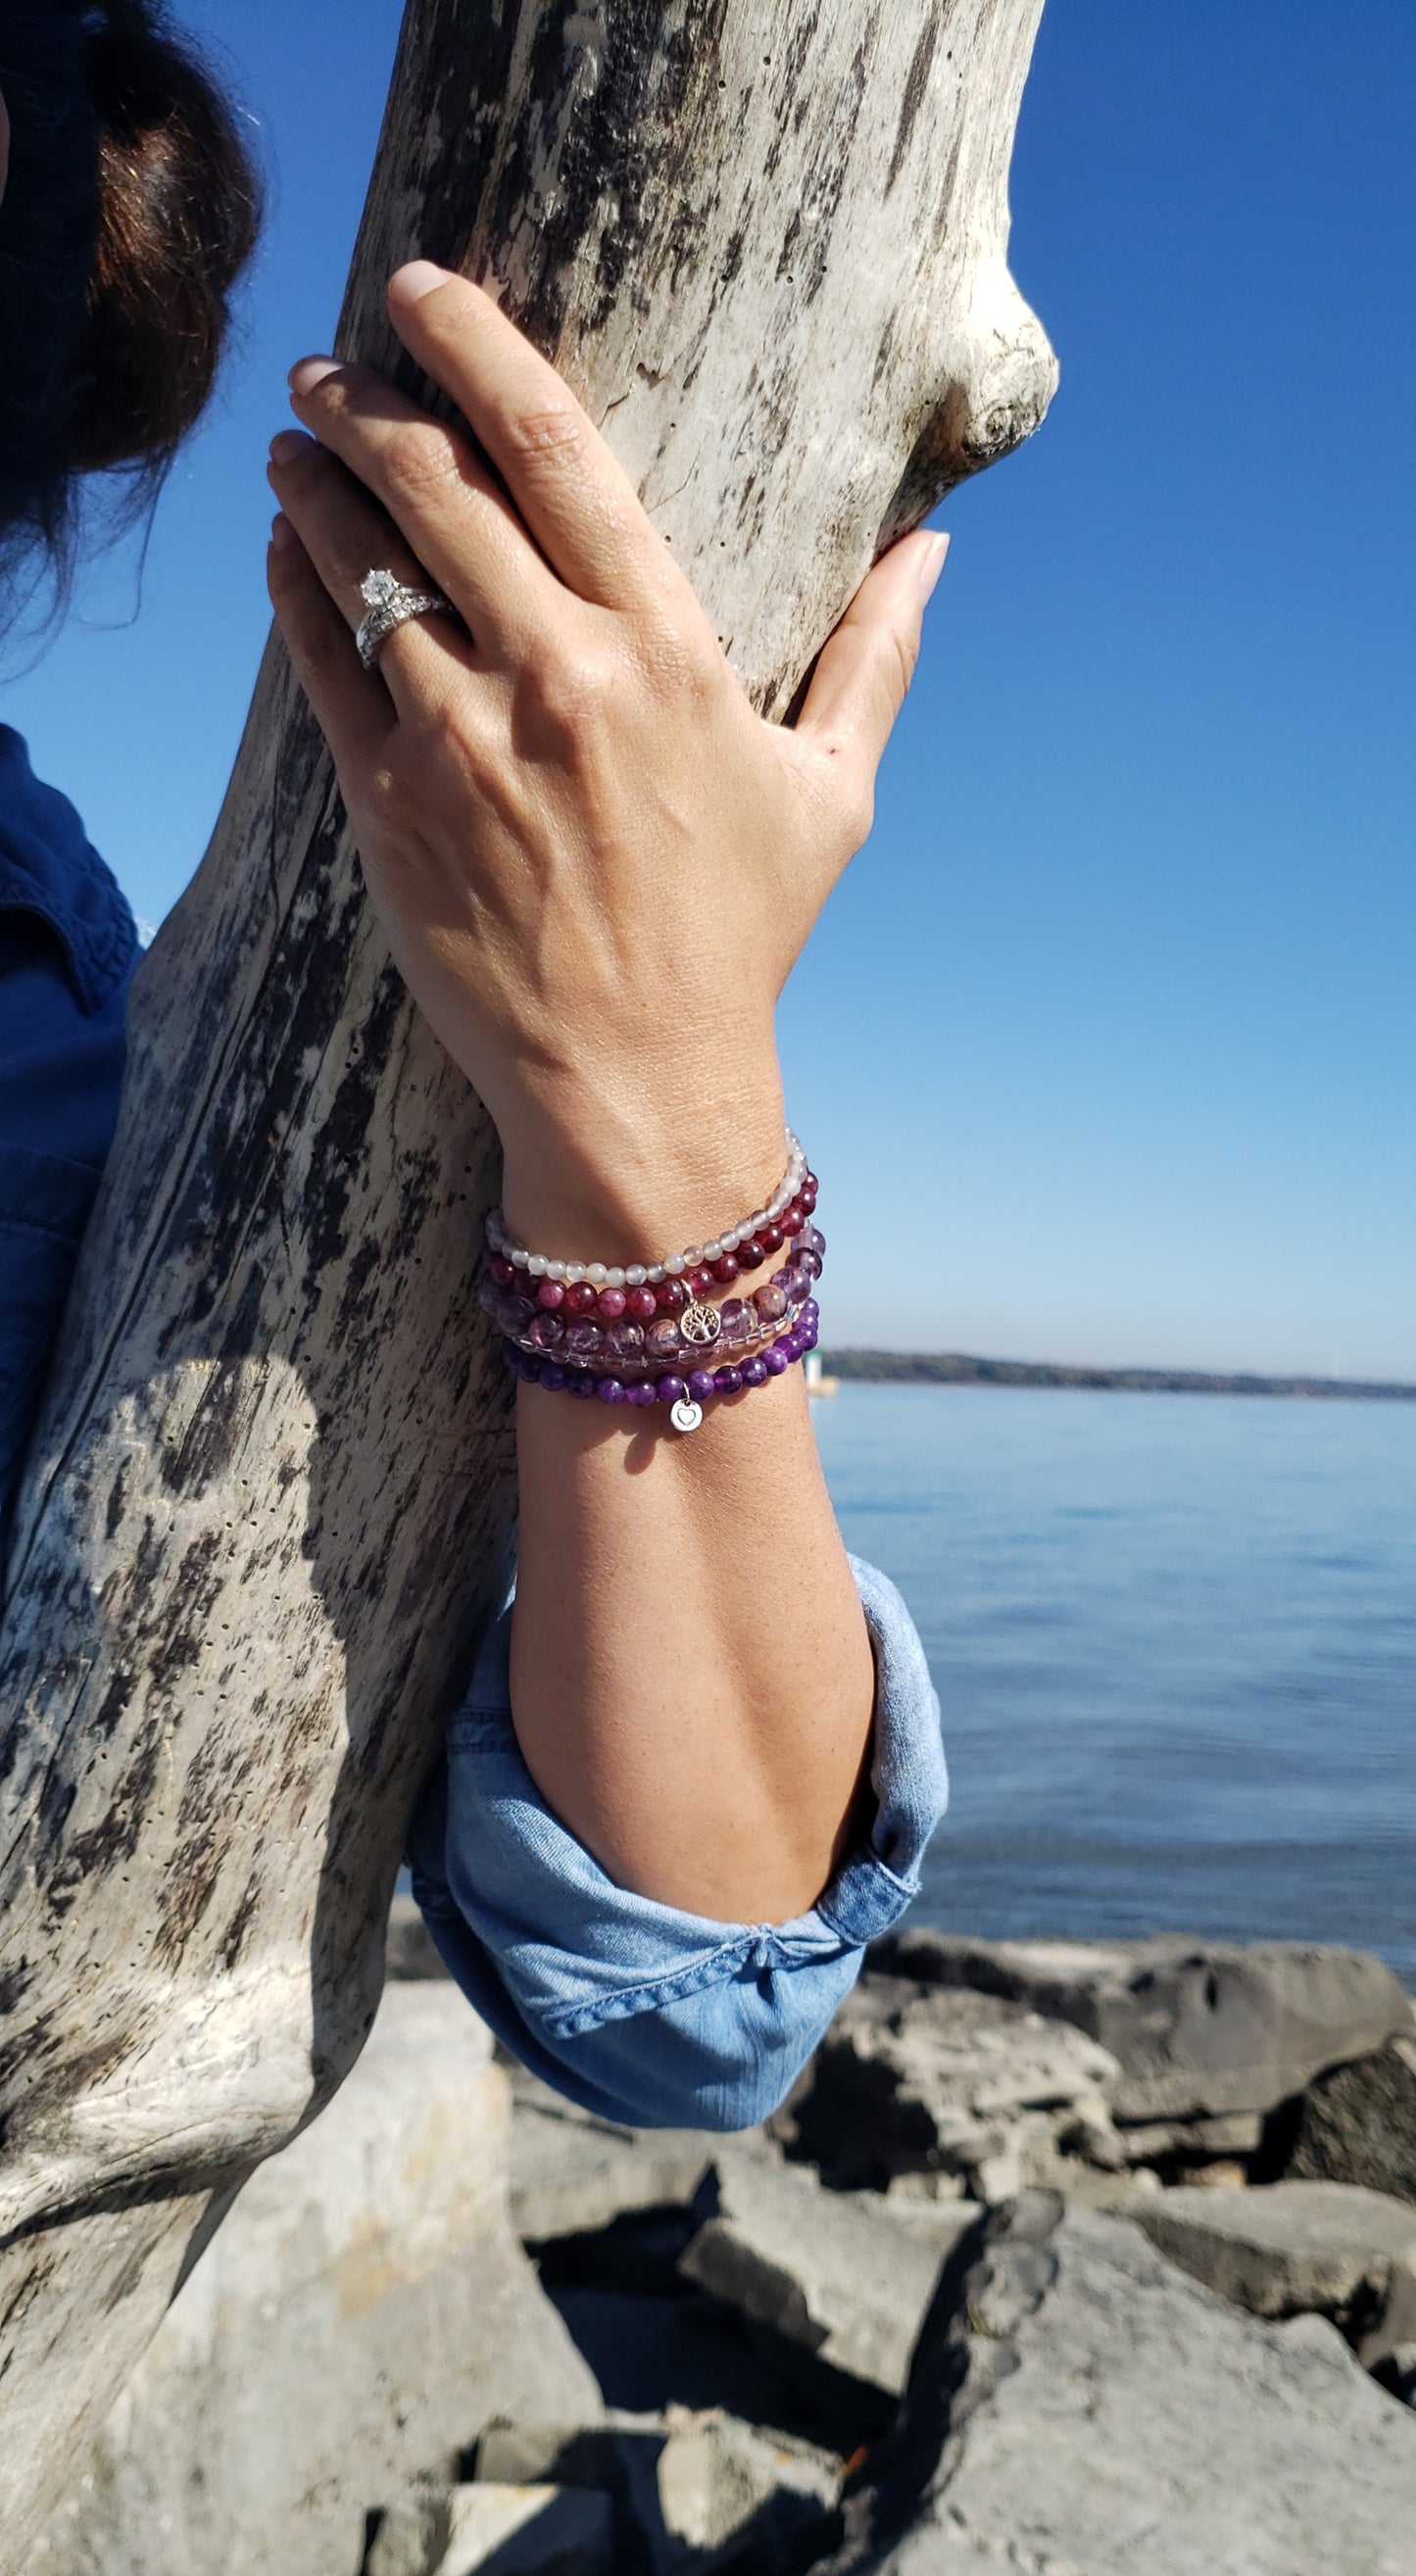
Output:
[{"xmin": 267, "ymin": 262, "xmax": 945, "ymax": 1926}]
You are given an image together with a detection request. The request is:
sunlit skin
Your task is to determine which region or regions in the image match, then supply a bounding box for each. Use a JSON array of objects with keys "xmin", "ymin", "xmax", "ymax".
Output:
[{"xmin": 259, "ymin": 262, "xmax": 949, "ymax": 1923}]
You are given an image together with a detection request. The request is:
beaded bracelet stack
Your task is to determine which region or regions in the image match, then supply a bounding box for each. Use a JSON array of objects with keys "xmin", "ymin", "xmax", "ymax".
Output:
[{"xmin": 481, "ymin": 1140, "xmax": 822, "ymax": 1433}]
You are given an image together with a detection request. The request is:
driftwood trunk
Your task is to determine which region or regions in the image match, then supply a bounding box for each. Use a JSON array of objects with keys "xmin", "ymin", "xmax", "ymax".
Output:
[{"xmin": 0, "ymin": 0, "xmax": 1054, "ymax": 2547}]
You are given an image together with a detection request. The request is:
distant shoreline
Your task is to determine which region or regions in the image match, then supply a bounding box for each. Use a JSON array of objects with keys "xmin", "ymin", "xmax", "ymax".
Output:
[{"xmin": 820, "ymin": 1350, "xmax": 1416, "ymax": 1403}]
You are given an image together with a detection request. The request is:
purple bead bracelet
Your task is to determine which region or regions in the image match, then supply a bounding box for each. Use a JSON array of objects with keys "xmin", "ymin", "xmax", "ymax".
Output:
[{"xmin": 502, "ymin": 1303, "xmax": 820, "ymax": 1432}]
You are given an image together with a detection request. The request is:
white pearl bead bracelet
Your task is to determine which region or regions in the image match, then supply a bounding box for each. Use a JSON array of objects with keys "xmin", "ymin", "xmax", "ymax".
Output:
[{"xmin": 485, "ymin": 1133, "xmax": 808, "ymax": 1288}]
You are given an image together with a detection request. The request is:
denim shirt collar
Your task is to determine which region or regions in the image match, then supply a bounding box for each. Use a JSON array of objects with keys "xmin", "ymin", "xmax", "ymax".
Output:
[{"xmin": 0, "ymin": 725, "xmax": 137, "ymax": 1015}]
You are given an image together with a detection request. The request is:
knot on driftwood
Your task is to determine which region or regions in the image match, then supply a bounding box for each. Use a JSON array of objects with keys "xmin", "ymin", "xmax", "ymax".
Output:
[{"xmin": 879, "ymin": 267, "xmax": 1058, "ymax": 546}]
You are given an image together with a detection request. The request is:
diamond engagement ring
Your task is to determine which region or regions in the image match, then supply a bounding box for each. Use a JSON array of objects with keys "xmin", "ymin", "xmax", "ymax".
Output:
[{"xmin": 356, "ymin": 567, "xmax": 456, "ymax": 670}]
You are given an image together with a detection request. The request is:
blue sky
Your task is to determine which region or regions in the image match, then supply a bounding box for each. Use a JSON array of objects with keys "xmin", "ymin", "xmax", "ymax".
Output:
[{"xmin": 5, "ymin": 0, "xmax": 1413, "ymax": 1375}]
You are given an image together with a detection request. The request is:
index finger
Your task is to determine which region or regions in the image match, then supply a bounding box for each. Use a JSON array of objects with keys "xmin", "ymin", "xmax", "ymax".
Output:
[{"xmin": 386, "ymin": 263, "xmax": 685, "ymax": 620}]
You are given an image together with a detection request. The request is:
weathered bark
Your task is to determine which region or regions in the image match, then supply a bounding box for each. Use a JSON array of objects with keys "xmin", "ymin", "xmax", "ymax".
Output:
[{"xmin": 0, "ymin": 0, "xmax": 1054, "ymax": 2545}]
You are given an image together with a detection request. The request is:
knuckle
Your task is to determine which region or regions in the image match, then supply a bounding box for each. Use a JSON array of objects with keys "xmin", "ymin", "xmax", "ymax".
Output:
[
  {"xmin": 503, "ymin": 402, "xmax": 586, "ymax": 469},
  {"xmin": 531, "ymin": 637, "xmax": 618, "ymax": 735},
  {"xmin": 384, "ymin": 419, "xmax": 463, "ymax": 500}
]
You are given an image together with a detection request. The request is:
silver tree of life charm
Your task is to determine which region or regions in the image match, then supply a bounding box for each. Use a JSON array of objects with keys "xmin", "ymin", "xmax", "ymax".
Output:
[
  {"xmin": 679, "ymin": 1300, "xmax": 722, "ymax": 1347},
  {"xmin": 670, "ymin": 1397, "xmax": 705, "ymax": 1434}
]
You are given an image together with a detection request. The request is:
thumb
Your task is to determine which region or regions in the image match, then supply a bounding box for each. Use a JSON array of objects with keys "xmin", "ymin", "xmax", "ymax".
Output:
[{"xmin": 794, "ymin": 529, "xmax": 949, "ymax": 834}]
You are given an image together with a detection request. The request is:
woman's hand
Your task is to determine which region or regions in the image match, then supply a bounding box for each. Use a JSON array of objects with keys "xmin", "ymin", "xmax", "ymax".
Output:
[{"xmin": 267, "ymin": 259, "xmax": 946, "ymax": 1261}]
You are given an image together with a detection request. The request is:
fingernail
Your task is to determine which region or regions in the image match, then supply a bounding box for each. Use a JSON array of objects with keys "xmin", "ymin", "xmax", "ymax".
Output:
[
  {"xmin": 289, "ymin": 356, "xmax": 339, "ymax": 398},
  {"xmin": 389, "ymin": 260, "xmax": 456, "ymax": 307},
  {"xmin": 917, "ymin": 532, "xmax": 951, "ymax": 606},
  {"xmin": 269, "ymin": 428, "xmax": 315, "ymax": 464},
  {"xmin": 269, "ymin": 511, "xmax": 297, "ymax": 552}
]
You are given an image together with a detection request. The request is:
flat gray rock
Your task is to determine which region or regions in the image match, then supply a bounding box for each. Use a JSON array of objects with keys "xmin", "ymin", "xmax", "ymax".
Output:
[
  {"xmin": 512, "ymin": 2098, "xmax": 714, "ymax": 2242},
  {"xmin": 778, "ymin": 1979, "xmax": 1122, "ymax": 2197},
  {"xmin": 869, "ymin": 1930, "xmax": 1413, "ymax": 2120},
  {"xmin": 819, "ymin": 2199, "xmax": 1416, "ymax": 2575},
  {"xmin": 476, "ymin": 2409, "xmax": 838, "ymax": 2574},
  {"xmin": 1136, "ymin": 2178, "xmax": 1416, "ymax": 2326},
  {"xmin": 679, "ymin": 2149, "xmax": 968, "ymax": 2398},
  {"xmin": 35, "ymin": 1987, "xmax": 599, "ymax": 2576},
  {"xmin": 436, "ymin": 2484, "xmax": 613, "ymax": 2574}
]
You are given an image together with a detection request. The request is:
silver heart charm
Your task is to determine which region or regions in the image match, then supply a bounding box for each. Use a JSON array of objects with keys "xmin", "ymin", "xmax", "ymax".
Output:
[{"xmin": 670, "ymin": 1397, "xmax": 705, "ymax": 1434}]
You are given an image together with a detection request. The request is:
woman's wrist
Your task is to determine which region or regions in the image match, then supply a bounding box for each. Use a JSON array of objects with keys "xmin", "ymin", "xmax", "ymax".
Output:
[{"xmin": 495, "ymin": 1059, "xmax": 790, "ymax": 1268}]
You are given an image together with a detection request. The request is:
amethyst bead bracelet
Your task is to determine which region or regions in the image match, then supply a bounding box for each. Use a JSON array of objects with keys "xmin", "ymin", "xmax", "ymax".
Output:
[
  {"xmin": 502, "ymin": 1303, "xmax": 819, "ymax": 1433},
  {"xmin": 481, "ymin": 1228, "xmax": 825, "ymax": 1380}
]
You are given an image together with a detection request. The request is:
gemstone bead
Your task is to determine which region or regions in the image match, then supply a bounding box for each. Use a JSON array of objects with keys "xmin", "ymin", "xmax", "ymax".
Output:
[
  {"xmin": 753, "ymin": 1280, "xmax": 788, "ymax": 1324},
  {"xmin": 527, "ymin": 1313, "xmax": 562, "ymax": 1351},
  {"xmin": 656, "ymin": 1375, "xmax": 687, "ymax": 1403},
  {"xmin": 596, "ymin": 1377, "xmax": 625, "ymax": 1404},
  {"xmin": 536, "ymin": 1278, "xmax": 565, "ymax": 1309},
  {"xmin": 655, "ymin": 1277, "xmax": 689, "ymax": 1314},
  {"xmin": 564, "ymin": 1320, "xmax": 605, "ymax": 1358},
  {"xmin": 687, "ymin": 1369, "xmax": 716, "ymax": 1402},
  {"xmin": 490, "ymin": 1255, "xmax": 516, "ymax": 1288},
  {"xmin": 597, "ymin": 1288, "xmax": 627, "ymax": 1320},
  {"xmin": 567, "ymin": 1371, "xmax": 598, "ymax": 1399},
  {"xmin": 626, "ymin": 1265, "xmax": 648, "ymax": 1288},
  {"xmin": 758, "ymin": 1224, "xmax": 784, "ymax": 1254},
  {"xmin": 687, "ymin": 1266, "xmax": 715, "ymax": 1300},
  {"xmin": 540, "ymin": 1363, "xmax": 567, "ymax": 1391},
  {"xmin": 762, "ymin": 1346, "xmax": 790, "ymax": 1377},
  {"xmin": 625, "ymin": 1381, "xmax": 657, "ymax": 1407},
  {"xmin": 709, "ymin": 1253, "xmax": 739, "ymax": 1286},
  {"xmin": 565, "ymin": 1281, "xmax": 598, "ymax": 1315},
  {"xmin": 625, "ymin": 1286, "xmax": 658, "ymax": 1321},
  {"xmin": 736, "ymin": 1238, "xmax": 766, "ymax": 1271},
  {"xmin": 499, "ymin": 1291, "xmax": 537, "ymax": 1336},
  {"xmin": 608, "ymin": 1321, "xmax": 646, "ymax": 1361},
  {"xmin": 588, "ymin": 1262, "xmax": 608, "ymax": 1287},
  {"xmin": 646, "ymin": 1317, "xmax": 682, "ymax": 1359},
  {"xmin": 740, "ymin": 1355, "xmax": 768, "ymax": 1388},
  {"xmin": 712, "ymin": 1365, "xmax": 743, "ymax": 1395}
]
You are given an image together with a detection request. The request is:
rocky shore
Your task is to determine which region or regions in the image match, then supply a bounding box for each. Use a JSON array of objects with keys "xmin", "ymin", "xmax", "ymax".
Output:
[{"xmin": 35, "ymin": 1913, "xmax": 1416, "ymax": 2575}]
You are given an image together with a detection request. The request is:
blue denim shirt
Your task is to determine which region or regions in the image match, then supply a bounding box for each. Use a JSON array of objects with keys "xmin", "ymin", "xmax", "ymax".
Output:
[
  {"xmin": 408, "ymin": 1554, "xmax": 947, "ymax": 2130},
  {"xmin": 0, "ymin": 727, "xmax": 949, "ymax": 2131},
  {"xmin": 0, "ymin": 727, "xmax": 138, "ymax": 1543}
]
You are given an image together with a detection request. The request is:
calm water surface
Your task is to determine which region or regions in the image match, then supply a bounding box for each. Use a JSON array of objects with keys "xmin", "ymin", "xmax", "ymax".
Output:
[{"xmin": 814, "ymin": 1387, "xmax": 1416, "ymax": 1983}]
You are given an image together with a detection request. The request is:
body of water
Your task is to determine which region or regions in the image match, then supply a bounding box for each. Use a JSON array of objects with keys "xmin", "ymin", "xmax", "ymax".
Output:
[{"xmin": 814, "ymin": 1385, "xmax": 1416, "ymax": 1984}]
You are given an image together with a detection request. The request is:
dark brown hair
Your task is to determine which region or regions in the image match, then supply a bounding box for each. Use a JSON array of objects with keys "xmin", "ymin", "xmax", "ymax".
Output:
[{"xmin": 0, "ymin": 0, "xmax": 262, "ymax": 602}]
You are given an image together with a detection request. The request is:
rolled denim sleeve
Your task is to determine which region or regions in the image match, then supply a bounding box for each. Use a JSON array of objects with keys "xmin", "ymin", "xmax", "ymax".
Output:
[{"xmin": 406, "ymin": 1553, "xmax": 946, "ymax": 2132}]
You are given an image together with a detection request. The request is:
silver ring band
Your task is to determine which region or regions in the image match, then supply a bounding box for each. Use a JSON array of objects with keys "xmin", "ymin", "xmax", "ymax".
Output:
[{"xmin": 356, "ymin": 567, "xmax": 456, "ymax": 670}]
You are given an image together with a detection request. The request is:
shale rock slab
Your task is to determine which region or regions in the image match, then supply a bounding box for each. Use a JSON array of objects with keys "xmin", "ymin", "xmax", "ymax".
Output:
[
  {"xmin": 35, "ymin": 1986, "xmax": 599, "ymax": 2576},
  {"xmin": 479, "ymin": 2406, "xmax": 838, "ymax": 2574},
  {"xmin": 818, "ymin": 2198, "xmax": 1416, "ymax": 2575},
  {"xmin": 778, "ymin": 1976, "xmax": 1123, "ymax": 2197},
  {"xmin": 1135, "ymin": 2178, "xmax": 1416, "ymax": 2329},
  {"xmin": 512, "ymin": 2097, "xmax": 714, "ymax": 2243},
  {"xmin": 439, "ymin": 2484, "xmax": 613, "ymax": 2574},
  {"xmin": 869, "ymin": 1929, "xmax": 1413, "ymax": 2120},
  {"xmin": 680, "ymin": 2149, "xmax": 967, "ymax": 2399}
]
